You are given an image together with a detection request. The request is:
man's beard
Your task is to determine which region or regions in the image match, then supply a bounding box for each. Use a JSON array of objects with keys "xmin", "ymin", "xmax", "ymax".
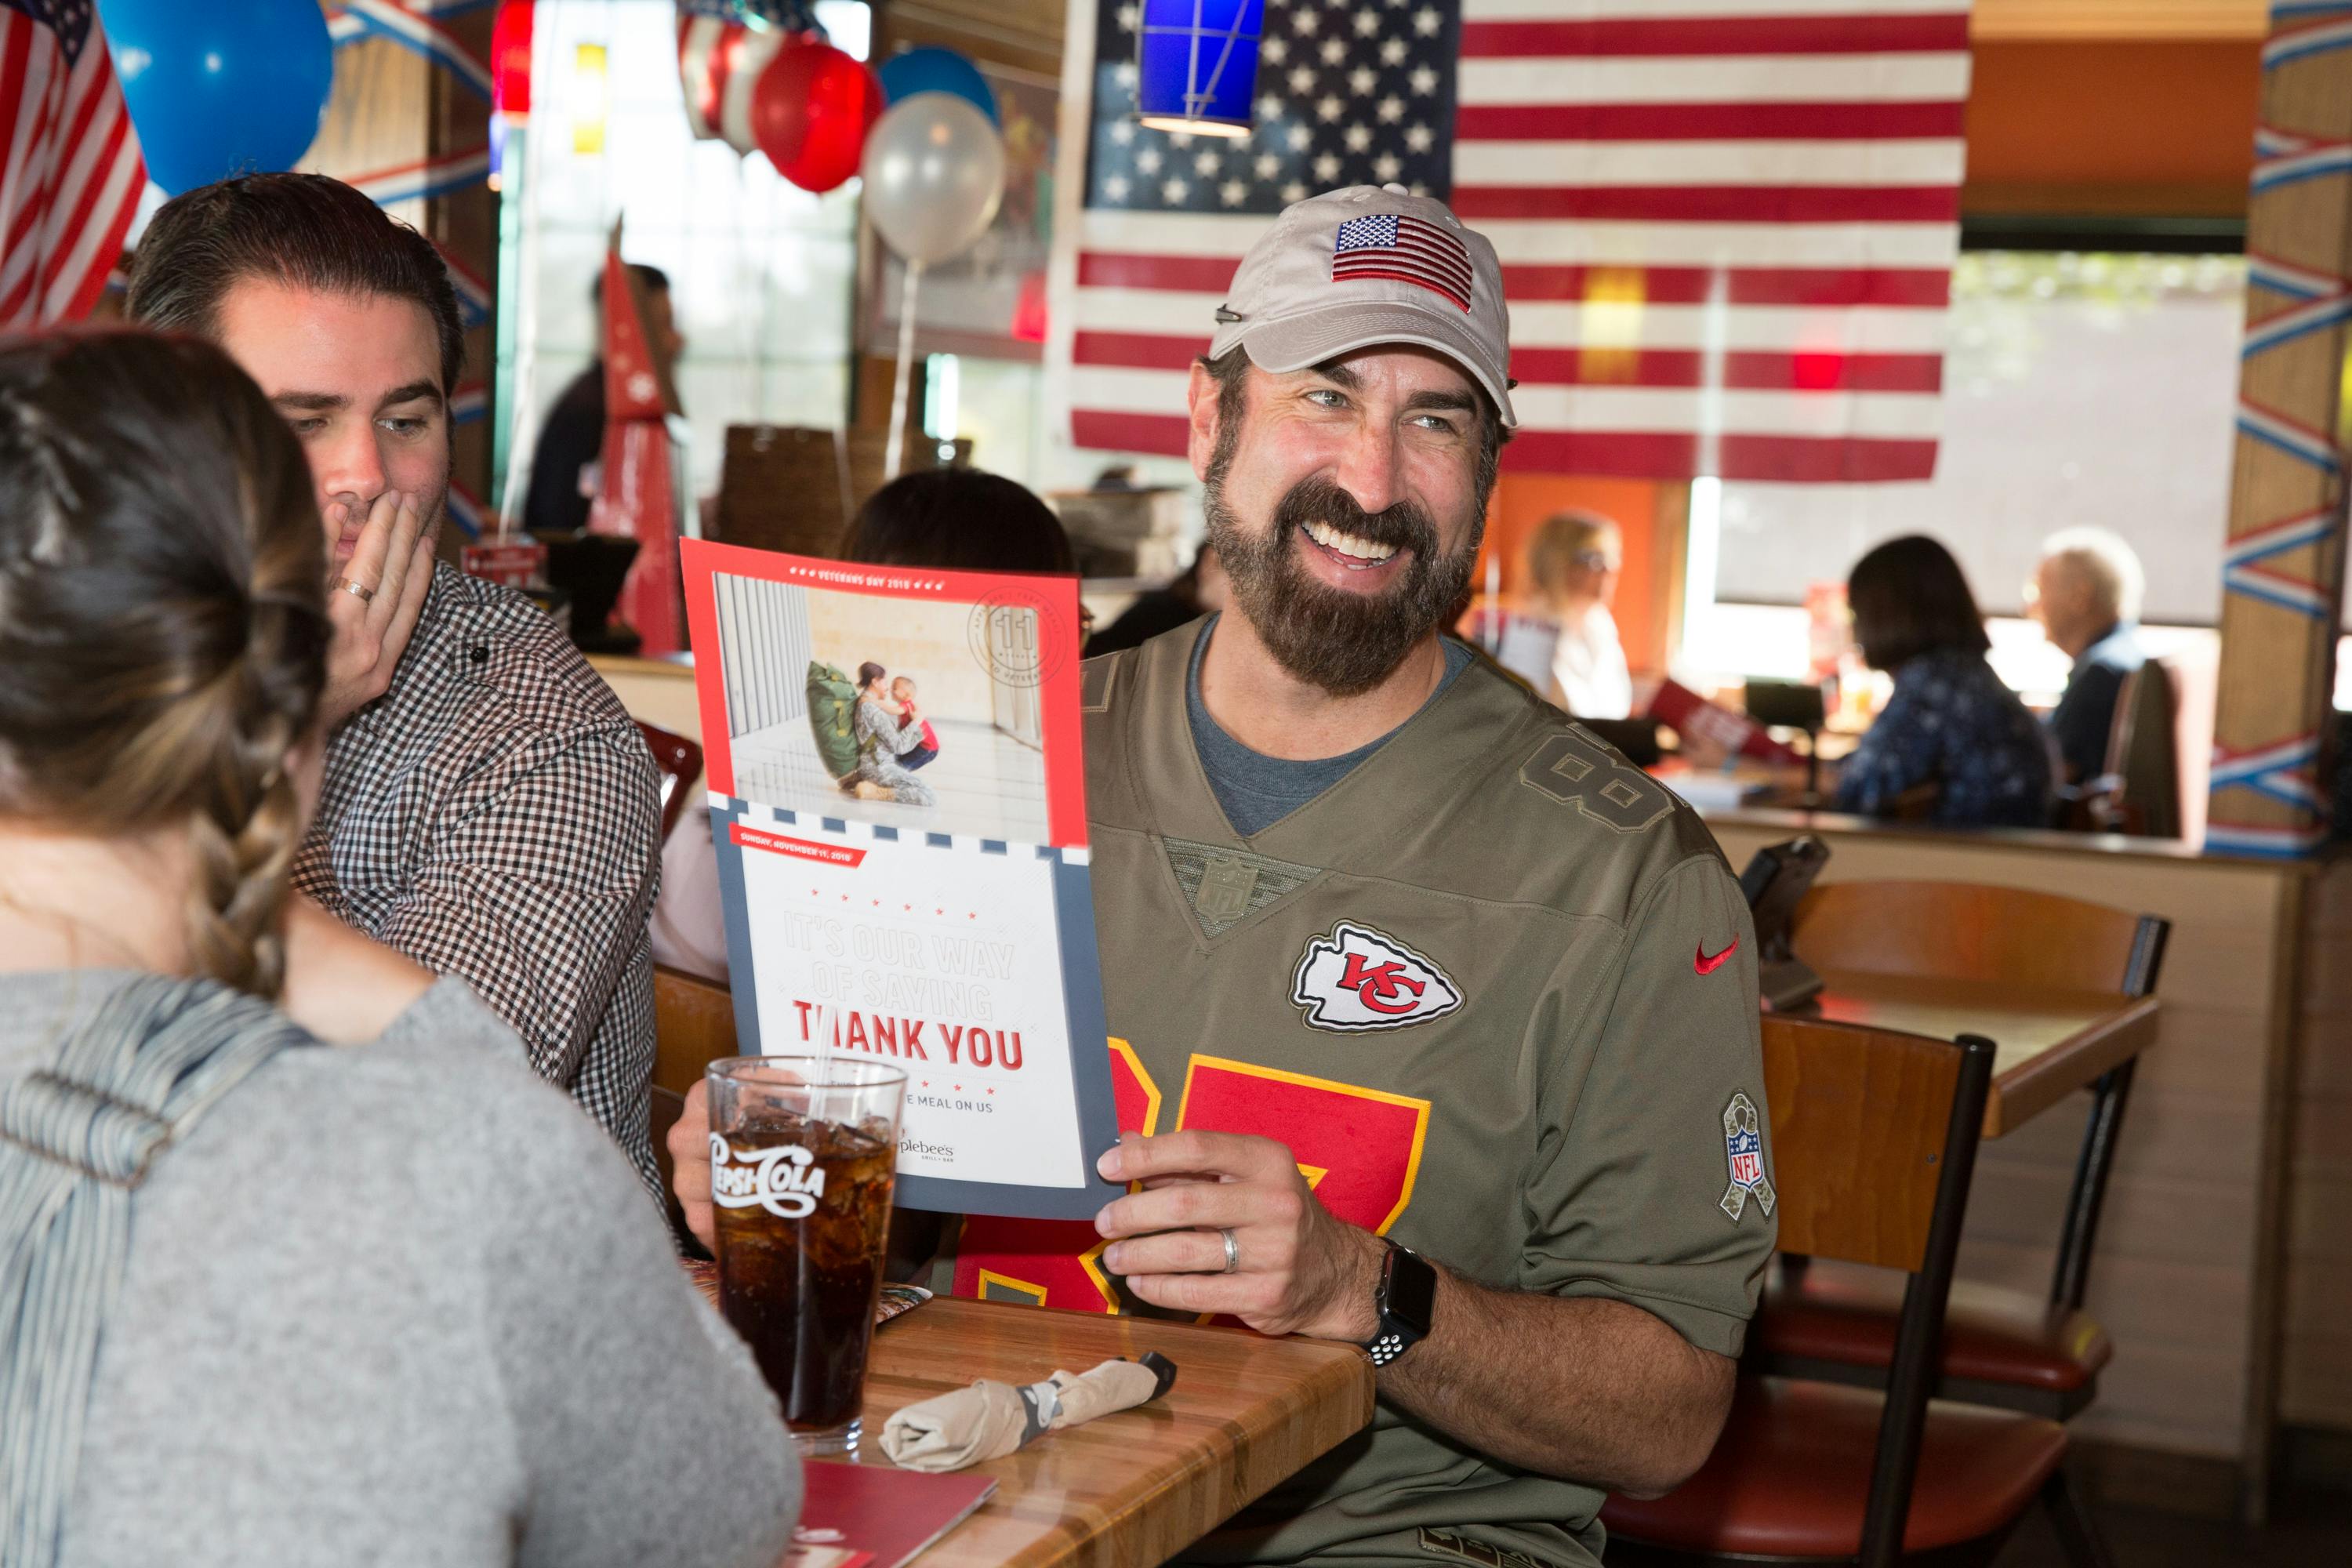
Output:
[{"xmin": 1203, "ymin": 453, "xmax": 1482, "ymax": 698}]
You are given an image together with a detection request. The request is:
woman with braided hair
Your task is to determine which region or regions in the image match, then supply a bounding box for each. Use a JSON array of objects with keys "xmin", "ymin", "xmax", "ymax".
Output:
[{"xmin": 0, "ymin": 332, "xmax": 797, "ymax": 1567}]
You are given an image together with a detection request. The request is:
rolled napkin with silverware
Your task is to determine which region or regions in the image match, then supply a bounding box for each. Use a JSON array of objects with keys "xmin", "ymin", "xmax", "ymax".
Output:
[{"xmin": 879, "ymin": 1352, "xmax": 1178, "ymax": 1472}]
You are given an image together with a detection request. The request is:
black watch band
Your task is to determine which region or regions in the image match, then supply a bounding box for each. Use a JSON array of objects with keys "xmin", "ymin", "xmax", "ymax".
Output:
[{"xmin": 1363, "ymin": 1240, "xmax": 1437, "ymax": 1367}]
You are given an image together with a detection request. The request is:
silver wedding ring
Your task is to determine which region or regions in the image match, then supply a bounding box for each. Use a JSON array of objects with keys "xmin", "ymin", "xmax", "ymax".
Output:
[
  {"xmin": 336, "ymin": 578, "xmax": 377, "ymax": 603},
  {"xmin": 1220, "ymin": 1228, "xmax": 1240, "ymax": 1274}
]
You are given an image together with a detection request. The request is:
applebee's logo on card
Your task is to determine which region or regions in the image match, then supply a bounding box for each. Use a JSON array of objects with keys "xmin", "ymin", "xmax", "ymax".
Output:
[{"xmin": 710, "ymin": 1135, "xmax": 828, "ymax": 1219}]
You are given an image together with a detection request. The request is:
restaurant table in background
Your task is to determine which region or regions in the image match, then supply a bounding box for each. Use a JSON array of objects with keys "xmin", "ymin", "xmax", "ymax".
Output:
[
  {"xmin": 725, "ymin": 1294, "xmax": 1371, "ymax": 1568},
  {"xmin": 1795, "ymin": 968, "xmax": 2159, "ymax": 1138}
]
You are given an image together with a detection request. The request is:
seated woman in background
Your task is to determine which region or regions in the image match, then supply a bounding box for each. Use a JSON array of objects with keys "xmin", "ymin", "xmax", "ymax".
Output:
[
  {"xmin": 1833, "ymin": 534, "xmax": 2056, "ymax": 829},
  {"xmin": 1530, "ymin": 510, "xmax": 1633, "ymax": 718},
  {"xmin": 1472, "ymin": 510, "xmax": 1634, "ymax": 717},
  {"xmin": 0, "ymin": 332, "xmax": 795, "ymax": 1567}
]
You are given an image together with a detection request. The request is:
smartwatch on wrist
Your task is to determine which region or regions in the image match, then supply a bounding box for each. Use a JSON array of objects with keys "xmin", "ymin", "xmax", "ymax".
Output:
[{"xmin": 1362, "ymin": 1240, "xmax": 1437, "ymax": 1367}]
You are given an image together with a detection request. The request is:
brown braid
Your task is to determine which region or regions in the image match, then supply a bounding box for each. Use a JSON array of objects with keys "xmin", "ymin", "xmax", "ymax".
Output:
[{"xmin": 0, "ymin": 332, "xmax": 328, "ymax": 996}]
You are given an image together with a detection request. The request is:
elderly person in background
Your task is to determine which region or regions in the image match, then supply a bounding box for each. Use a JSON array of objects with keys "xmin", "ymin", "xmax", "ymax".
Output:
[
  {"xmin": 1528, "ymin": 510, "xmax": 1632, "ymax": 718},
  {"xmin": 2027, "ymin": 527, "xmax": 2148, "ymax": 786},
  {"xmin": 1835, "ymin": 535, "xmax": 2055, "ymax": 828}
]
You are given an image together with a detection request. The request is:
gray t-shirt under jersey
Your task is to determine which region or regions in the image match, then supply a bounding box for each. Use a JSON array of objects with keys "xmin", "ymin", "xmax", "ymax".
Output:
[
  {"xmin": 1186, "ymin": 616, "xmax": 1476, "ymax": 836},
  {"xmin": 0, "ymin": 969, "xmax": 797, "ymax": 1568}
]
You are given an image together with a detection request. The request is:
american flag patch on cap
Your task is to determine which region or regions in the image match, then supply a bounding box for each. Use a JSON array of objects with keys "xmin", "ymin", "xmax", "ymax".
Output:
[{"xmin": 1331, "ymin": 214, "xmax": 1473, "ymax": 311}]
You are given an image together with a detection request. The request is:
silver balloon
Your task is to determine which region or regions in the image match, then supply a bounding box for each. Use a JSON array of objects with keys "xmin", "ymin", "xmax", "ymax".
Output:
[{"xmin": 859, "ymin": 93, "xmax": 1005, "ymax": 265}]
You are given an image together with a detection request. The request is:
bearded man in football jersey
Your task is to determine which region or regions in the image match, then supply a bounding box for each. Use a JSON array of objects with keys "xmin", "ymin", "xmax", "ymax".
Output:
[{"xmin": 675, "ymin": 187, "xmax": 1773, "ymax": 1568}]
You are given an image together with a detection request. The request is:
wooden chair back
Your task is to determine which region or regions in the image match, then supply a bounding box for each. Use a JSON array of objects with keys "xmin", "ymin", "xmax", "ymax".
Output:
[
  {"xmin": 1764, "ymin": 1014, "xmax": 1997, "ymax": 1567},
  {"xmin": 635, "ymin": 720, "xmax": 704, "ymax": 840},
  {"xmin": 1762, "ymin": 1014, "xmax": 1976, "ymax": 1275},
  {"xmin": 1791, "ymin": 881, "xmax": 2167, "ymax": 1314},
  {"xmin": 653, "ymin": 963, "xmax": 739, "ymax": 1098},
  {"xmin": 2108, "ymin": 659, "xmax": 2181, "ymax": 840},
  {"xmin": 1790, "ymin": 880, "xmax": 2161, "ymax": 997},
  {"xmin": 2067, "ymin": 659, "xmax": 2182, "ymax": 839}
]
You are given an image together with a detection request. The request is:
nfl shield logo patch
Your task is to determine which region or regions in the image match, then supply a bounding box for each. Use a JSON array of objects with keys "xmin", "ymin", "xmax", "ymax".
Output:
[
  {"xmin": 1720, "ymin": 1091, "xmax": 1775, "ymax": 1222},
  {"xmin": 1196, "ymin": 857, "xmax": 1259, "ymax": 925}
]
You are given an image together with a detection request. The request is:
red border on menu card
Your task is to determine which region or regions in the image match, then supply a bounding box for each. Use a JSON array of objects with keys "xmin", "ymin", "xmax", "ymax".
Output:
[{"xmin": 680, "ymin": 538, "xmax": 1091, "ymax": 849}]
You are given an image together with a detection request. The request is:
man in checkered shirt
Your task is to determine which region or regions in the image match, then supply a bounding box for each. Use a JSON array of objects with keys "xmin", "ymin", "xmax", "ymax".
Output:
[{"xmin": 127, "ymin": 174, "xmax": 665, "ymax": 1206}]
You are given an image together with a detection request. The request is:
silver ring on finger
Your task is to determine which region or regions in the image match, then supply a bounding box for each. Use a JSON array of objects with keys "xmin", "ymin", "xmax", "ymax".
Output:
[
  {"xmin": 1220, "ymin": 1227, "xmax": 1240, "ymax": 1274},
  {"xmin": 336, "ymin": 578, "xmax": 377, "ymax": 603}
]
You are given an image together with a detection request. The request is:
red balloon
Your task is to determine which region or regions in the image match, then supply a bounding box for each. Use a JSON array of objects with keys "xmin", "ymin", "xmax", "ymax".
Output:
[{"xmin": 750, "ymin": 36, "xmax": 884, "ymax": 194}]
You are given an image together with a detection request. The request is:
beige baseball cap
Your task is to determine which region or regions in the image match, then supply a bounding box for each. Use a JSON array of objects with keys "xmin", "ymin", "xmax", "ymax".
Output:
[{"xmin": 1209, "ymin": 184, "xmax": 1516, "ymax": 429}]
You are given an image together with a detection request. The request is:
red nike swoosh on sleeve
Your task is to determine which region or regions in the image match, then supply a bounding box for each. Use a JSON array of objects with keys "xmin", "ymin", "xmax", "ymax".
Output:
[{"xmin": 1695, "ymin": 936, "xmax": 1740, "ymax": 975}]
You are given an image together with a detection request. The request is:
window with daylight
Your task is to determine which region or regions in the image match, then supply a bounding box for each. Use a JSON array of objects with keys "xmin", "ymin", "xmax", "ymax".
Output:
[
  {"xmin": 1682, "ymin": 252, "xmax": 2246, "ymax": 702},
  {"xmin": 498, "ymin": 0, "xmax": 870, "ymax": 507}
]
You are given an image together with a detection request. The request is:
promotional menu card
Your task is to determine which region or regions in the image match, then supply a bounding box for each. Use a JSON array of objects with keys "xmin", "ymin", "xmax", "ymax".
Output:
[
  {"xmin": 681, "ymin": 541, "xmax": 1122, "ymax": 1220},
  {"xmin": 783, "ymin": 1461, "xmax": 996, "ymax": 1568}
]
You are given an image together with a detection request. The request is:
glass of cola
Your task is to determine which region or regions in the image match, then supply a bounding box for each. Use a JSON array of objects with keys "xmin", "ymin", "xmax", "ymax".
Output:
[{"xmin": 706, "ymin": 1054, "xmax": 906, "ymax": 1453}]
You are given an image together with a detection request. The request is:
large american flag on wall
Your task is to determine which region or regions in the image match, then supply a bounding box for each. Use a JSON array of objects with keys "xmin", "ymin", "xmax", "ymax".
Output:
[
  {"xmin": 1048, "ymin": 0, "xmax": 1973, "ymax": 482},
  {"xmin": 0, "ymin": 0, "xmax": 144, "ymax": 329}
]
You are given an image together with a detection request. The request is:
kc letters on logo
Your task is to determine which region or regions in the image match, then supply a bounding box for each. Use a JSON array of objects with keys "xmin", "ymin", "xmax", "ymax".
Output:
[
  {"xmin": 1292, "ymin": 920, "xmax": 1464, "ymax": 1033},
  {"xmin": 1719, "ymin": 1092, "xmax": 1775, "ymax": 1222},
  {"xmin": 710, "ymin": 1134, "xmax": 828, "ymax": 1219}
]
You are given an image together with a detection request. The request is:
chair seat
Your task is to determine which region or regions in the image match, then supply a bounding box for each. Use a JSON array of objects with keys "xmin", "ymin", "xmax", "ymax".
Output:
[
  {"xmin": 1601, "ymin": 1377, "xmax": 2067, "ymax": 1559},
  {"xmin": 1755, "ymin": 1258, "xmax": 2113, "ymax": 1394}
]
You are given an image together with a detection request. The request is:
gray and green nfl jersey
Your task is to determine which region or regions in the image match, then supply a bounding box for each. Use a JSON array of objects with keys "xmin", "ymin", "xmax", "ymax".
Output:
[{"xmin": 943, "ymin": 621, "xmax": 1776, "ymax": 1568}]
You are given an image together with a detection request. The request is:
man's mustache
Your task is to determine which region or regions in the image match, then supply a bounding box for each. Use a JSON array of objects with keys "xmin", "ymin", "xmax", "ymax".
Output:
[{"xmin": 1270, "ymin": 477, "xmax": 1439, "ymax": 558}]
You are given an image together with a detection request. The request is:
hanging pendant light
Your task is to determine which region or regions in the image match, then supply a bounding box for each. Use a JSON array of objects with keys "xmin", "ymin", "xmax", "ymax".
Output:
[{"xmin": 1134, "ymin": 0, "xmax": 1265, "ymax": 140}]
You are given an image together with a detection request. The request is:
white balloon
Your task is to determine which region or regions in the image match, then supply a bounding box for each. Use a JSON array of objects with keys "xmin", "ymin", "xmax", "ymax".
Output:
[{"xmin": 858, "ymin": 93, "xmax": 1004, "ymax": 265}]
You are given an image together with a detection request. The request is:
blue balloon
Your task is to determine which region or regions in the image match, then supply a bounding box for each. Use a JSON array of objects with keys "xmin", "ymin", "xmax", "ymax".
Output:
[
  {"xmin": 874, "ymin": 46, "xmax": 996, "ymax": 127},
  {"xmin": 99, "ymin": 0, "xmax": 335, "ymax": 197}
]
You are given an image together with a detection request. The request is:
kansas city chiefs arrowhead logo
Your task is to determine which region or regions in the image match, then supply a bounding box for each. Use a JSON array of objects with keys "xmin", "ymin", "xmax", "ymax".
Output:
[{"xmin": 1292, "ymin": 921, "xmax": 1464, "ymax": 1033}]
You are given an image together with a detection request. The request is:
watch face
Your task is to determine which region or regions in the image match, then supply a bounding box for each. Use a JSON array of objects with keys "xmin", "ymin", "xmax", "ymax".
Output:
[{"xmin": 1386, "ymin": 1247, "xmax": 1438, "ymax": 1334}]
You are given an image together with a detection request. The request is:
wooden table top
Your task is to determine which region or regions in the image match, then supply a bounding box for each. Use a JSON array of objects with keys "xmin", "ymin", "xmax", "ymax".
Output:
[
  {"xmin": 831, "ymin": 1296, "xmax": 1374, "ymax": 1568},
  {"xmin": 1800, "ymin": 968, "xmax": 2161, "ymax": 1138}
]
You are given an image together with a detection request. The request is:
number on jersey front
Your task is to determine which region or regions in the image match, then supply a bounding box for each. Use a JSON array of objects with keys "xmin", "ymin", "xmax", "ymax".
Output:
[{"xmin": 953, "ymin": 1049, "xmax": 1430, "ymax": 1312}]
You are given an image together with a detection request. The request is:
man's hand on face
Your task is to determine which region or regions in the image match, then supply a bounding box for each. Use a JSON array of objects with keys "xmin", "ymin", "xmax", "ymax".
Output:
[
  {"xmin": 673, "ymin": 1077, "xmax": 717, "ymax": 1251},
  {"xmin": 1094, "ymin": 1130, "xmax": 1387, "ymax": 1341},
  {"xmin": 320, "ymin": 490, "xmax": 434, "ymax": 731}
]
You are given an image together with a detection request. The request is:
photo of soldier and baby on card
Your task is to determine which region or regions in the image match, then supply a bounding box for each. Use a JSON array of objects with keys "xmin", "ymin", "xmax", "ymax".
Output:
[{"xmin": 699, "ymin": 554, "xmax": 1064, "ymax": 847}]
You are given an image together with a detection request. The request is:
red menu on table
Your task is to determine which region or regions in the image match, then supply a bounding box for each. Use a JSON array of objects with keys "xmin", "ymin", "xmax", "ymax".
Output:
[
  {"xmin": 1647, "ymin": 678, "xmax": 1802, "ymax": 766},
  {"xmin": 782, "ymin": 1461, "xmax": 996, "ymax": 1568}
]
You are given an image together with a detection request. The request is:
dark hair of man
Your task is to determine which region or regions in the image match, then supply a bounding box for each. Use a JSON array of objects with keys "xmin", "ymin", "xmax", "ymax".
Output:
[
  {"xmin": 1198, "ymin": 346, "xmax": 1508, "ymax": 504},
  {"xmin": 0, "ymin": 330, "xmax": 330, "ymax": 996},
  {"xmin": 839, "ymin": 468, "xmax": 1076, "ymax": 575},
  {"xmin": 590, "ymin": 263, "xmax": 672, "ymax": 307},
  {"xmin": 125, "ymin": 172, "xmax": 466, "ymax": 394},
  {"xmin": 1846, "ymin": 533, "xmax": 1991, "ymax": 672}
]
